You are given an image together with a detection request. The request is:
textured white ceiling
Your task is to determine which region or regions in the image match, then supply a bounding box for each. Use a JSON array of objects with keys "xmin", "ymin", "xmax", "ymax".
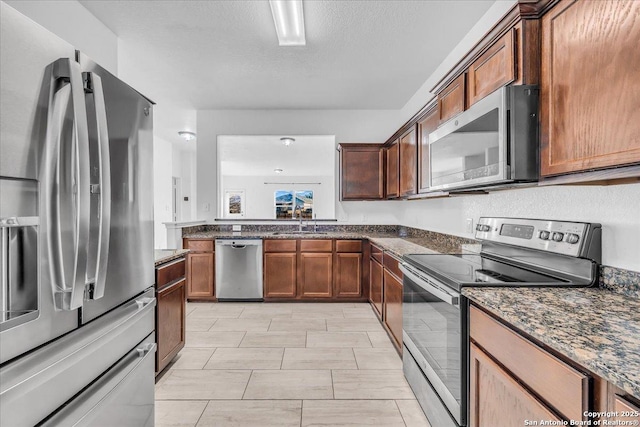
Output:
[{"xmin": 80, "ymin": 0, "xmax": 495, "ymax": 110}]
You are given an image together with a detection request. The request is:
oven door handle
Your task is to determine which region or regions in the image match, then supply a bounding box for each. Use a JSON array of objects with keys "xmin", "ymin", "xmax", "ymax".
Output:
[{"xmin": 400, "ymin": 264, "xmax": 460, "ymax": 307}]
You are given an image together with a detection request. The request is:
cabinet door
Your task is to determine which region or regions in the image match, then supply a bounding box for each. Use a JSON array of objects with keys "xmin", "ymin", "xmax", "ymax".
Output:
[
  {"xmin": 438, "ymin": 74, "xmax": 466, "ymax": 124},
  {"xmin": 157, "ymin": 279, "xmax": 186, "ymax": 373},
  {"xmin": 467, "ymin": 29, "xmax": 516, "ymax": 107},
  {"xmin": 186, "ymin": 252, "xmax": 214, "ymax": 298},
  {"xmin": 369, "ymin": 258, "xmax": 383, "ymax": 318},
  {"xmin": 386, "ymin": 140, "xmax": 399, "ymax": 198},
  {"xmin": 470, "ymin": 343, "xmax": 563, "ymax": 427},
  {"xmin": 299, "ymin": 253, "xmax": 333, "ymax": 298},
  {"xmin": 540, "ymin": 0, "xmax": 640, "ymax": 176},
  {"xmin": 383, "ymin": 270, "xmax": 402, "ymax": 349},
  {"xmin": 399, "ymin": 127, "xmax": 417, "ymax": 197},
  {"xmin": 612, "ymin": 394, "xmax": 640, "ymax": 423},
  {"xmin": 334, "ymin": 253, "xmax": 362, "ymax": 298},
  {"xmin": 340, "ymin": 145, "xmax": 384, "ymax": 200},
  {"xmin": 264, "ymin": 253, "xmax": 297, "ymax": 298},
  {"xmin": 417, "ymin": 106, "xmax": 438, "ymax": 193}
]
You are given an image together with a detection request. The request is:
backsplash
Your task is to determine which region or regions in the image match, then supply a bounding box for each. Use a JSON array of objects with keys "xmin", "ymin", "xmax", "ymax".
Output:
[{"xmin": 600, "ymin": 266, "xmax": 640, "ymax": 299}]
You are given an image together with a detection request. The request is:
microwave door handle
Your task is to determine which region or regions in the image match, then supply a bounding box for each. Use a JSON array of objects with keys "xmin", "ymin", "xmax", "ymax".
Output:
[
  {"xmin": 84, "ymin": 72, "xmax": 111, "ymax": 300},
  {"xmin": 45, "ymin": 58, "xmax": 91, "ymax": 311}
]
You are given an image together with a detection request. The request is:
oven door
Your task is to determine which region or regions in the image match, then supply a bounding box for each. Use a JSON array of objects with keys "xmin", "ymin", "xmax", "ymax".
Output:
[{"xmin": 401, "ymin": 263, "xmax": 467, "ymax": 427}]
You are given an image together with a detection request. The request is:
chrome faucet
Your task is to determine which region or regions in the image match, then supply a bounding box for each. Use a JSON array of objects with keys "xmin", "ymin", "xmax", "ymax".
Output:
[
  {"xmin": 298, "ymin": 215, "xmax": 304, "ymax": 232},
  {"xmin": 313, "ymin": 213, "xmax": 318, "ymax": 232}
]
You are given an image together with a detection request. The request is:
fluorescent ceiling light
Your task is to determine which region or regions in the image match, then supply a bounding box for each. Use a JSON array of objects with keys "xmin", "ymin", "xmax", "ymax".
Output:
[
  {"xmin": 178, "ymin": 131, "xmax": 196, "ymax": 141},
  {"xmin": 269, "ymin": 0, "xmax": 306, "ymax": 46}
]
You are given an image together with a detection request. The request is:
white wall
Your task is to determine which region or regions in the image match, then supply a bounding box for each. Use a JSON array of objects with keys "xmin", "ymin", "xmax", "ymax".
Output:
[
  {"xmin": 5, "ymin": 0, "xmax": 118, "ymax": 74},
  {"xmin": 398, "ymin": 184, "xmax": 640, "ymax": 271},
  {"xmin": 221, "ymin": 175, "xmax": 334, "ymax": 219},
  {"xmin": 196, "ymin": 109, "xmax": 404, "ymax": 221},
  {"xmin": 153, "ymin": 137, "xmax": 173, "ymax": 249}
]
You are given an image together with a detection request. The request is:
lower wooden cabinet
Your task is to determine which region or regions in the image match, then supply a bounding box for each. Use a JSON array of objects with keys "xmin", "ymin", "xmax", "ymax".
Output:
[
  {"xmin": 264, "ymin": 252, "xmax": 297, "ymax": 298},
  {"xmin": 186, "ymin": 252, "xmax": 214, "ymax": 299},
  {"xmin": 334, "ymin": 253, "xmax": 362, "ymax": 298},
  {"xmin": 299, "ymin": 253, "xmax": 333, "ymax": 298},
  {"xmin": 383, "ymin": 269, "xmax": 403, "ymax": 349},
  {"xmin": 470, "ymin": 342, "xmax": 563, "ymax": 426},
  {"xmin": 156, "ymin": 279, "xmax": 186, "ymax": 374},
  {"xmin": 263, "ymin": 239, "xmax": 365, "ymax": 301},
  {"xmin": 184, "ymin": 238, "xmax": 215, "ymax": 301},
  {"xmin": 470, "ymin": 305, "xmax": 589, "ymax": 422},
  {"xmin": 369, "ymin": 257, "xmax": 383, "ymax": 318}
]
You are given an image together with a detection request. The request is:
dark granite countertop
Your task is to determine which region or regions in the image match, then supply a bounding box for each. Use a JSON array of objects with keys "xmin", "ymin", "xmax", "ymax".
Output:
[
  {"xmin": 182, "ymin": 231, "xmax": 482, "ymax": 258},
  {"xmin": 154, "ymin": 249, "xmax": 189, "ymax": 266},
  {"xmin": 463, "ymin": 286, "xmax": 640, "ymax": 399}
]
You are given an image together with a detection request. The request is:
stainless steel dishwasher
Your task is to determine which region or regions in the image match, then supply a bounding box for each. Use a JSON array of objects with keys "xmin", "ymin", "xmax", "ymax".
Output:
[{"xmin": 215, "ymin": 239, "xmax": 263, "ymax": 301}]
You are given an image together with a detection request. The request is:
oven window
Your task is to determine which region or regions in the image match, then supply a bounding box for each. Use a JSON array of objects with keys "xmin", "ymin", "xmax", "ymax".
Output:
[
  {"xmin": 430, "ymin": 108, "xmax": 502, "ymax": 188},
  {"xmin": 403, "ymin": 276, "xmax": 462, "ymax": 404}
]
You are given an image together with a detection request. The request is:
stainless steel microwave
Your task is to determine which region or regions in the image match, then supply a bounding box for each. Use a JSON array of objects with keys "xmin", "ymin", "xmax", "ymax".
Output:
[{"xmin": 428, "ymin": 85, "xmax": 539, "ymax": 192}]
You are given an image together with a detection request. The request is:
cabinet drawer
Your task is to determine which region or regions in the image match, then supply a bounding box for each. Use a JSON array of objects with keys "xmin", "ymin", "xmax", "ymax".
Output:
[
  {"xmin": 383, "ymin": 253, "xmax": 403, "ymax": 280},
  {"xmin": 156, "ymin": 258, "xmax": 185, "ymax": 289},
  {"xmin": 370, "ymin": 243, "xmax": 383, "ymax": 264},
  {"xmin": 467, "ymin": 29, "xmax": 516, "ymax": 106},
  {"xmin": 264, "ymin": 239, "xmax": 297, "ymax": 252},
  {"xmin": 470, "ymin": 306, "xmax": 589, "ymax": 421},
  {"xmin": 300, "ymin": 239, "xmax": 332, "ymax": 252},
  {"xmin": 336, "ymin": 240, "xmax": 362, "ymax": 253},
  {"xmin": 184, "ymin": 239, "xmax": 214, "ymax": 252},
  {"xmin": 613, "ymin": 394, "xmax": 640, "ymax": 422},
  {"xmin": 438, "ymin": 74, "xmax": 466, "ymax": 124}
]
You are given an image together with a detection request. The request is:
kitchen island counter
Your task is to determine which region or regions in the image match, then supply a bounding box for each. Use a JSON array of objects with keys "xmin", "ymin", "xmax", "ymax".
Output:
[{"xmin": 154, "ymin": 249, "xmax": 189, "ymax": 266}]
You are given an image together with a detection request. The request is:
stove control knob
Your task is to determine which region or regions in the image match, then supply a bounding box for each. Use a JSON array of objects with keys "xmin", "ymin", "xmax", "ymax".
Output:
[
  {"xmin": 552, "ymin": 232, "xmax": 564, "ymax": 242},
  {"xmin": 539, "ymin": 230, "xmax": 550, "ymax": 240},
  {"xmin": 476, "ymin": 224, "xmax": 484, "ymax": 231},
  {"xmin": 482, "ymin": 225, "xmax": 491, "ymax": 232},
  {"xmin": 566, "ymin": 233, "xmax": 580, "ymax": 244}
]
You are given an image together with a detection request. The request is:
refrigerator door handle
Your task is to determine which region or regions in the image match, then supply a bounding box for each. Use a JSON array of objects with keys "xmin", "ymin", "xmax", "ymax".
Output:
[
  {"xmin": 83, "ymin": 72, "xmax": 111, "ymax": 301},
  {"xmin": 46, "ymin": 58, "xmax": 91, "ymax": 311}
]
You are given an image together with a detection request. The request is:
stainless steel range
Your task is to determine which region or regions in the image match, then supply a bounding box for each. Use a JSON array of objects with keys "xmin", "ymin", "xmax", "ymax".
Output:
[{"xmin": 400, "ymin": 217, "xmax": 602, "ymax": 427}]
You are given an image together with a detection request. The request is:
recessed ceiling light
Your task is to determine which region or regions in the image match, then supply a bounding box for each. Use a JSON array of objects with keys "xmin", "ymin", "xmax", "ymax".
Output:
[
  {"xmin": 269, "ymin": 0, "xmax": 306, "ymax": 46},
  {"xmin": 178, "ymin": 131, "xmax": 196, "ymax": 141},
  {"xmin": 281, "ymin": 137, "xmax": 295, "ymax": 146},
  {"xmin": 274, "ymin": 168, "xmax": 283, "ymax": 173}
]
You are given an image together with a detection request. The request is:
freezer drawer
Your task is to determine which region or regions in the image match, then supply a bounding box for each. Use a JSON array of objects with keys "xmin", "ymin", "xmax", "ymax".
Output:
[
  {"xmin": 0, "ymin": 289, "xmax": 155, "ymax": 427},
  {"xmin": 42, "ymin": 334, "xmax": 155, "ymax": 427}
]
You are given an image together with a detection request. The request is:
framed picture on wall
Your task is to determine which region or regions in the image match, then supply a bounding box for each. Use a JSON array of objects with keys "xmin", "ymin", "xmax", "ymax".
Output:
[{"xmin": 224, "ymin": 189, "xmax": 245, "ymax": 218}]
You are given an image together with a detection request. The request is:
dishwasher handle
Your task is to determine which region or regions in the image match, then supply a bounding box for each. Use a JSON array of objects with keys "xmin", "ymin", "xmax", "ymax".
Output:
[{"xmin": 231, "ymin": 244, "xmax": 246, "ymax": 249}]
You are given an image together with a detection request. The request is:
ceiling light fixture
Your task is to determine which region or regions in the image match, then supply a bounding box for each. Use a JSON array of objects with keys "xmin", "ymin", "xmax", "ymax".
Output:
[
  {"xmin": 274, "ymin": 168, "xmax": 283, "ymax": 173},
  {"xmin": 280, "ymin": 137, "xmax": 295, "ymax": 146},
  {"xmin": 178, "ymin": 131, "xmax": 196, "ymax": 141},
  {"xmin": 269, "ymin": 0, "xmax": 306, "ymax": 46}
]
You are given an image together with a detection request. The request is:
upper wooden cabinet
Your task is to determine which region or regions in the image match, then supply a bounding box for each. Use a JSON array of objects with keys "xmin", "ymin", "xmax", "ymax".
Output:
[
  {"xmin": 399, "ymin": 127, "xmax": 417, "ymax": 197},
  {"xmin": 338, "ymin": 144, "xmax": 384, "ymax": 200},
  {"xmin": 386, "ymin": 140, "xmax": 399, "ymax": 198},
  {"xmin": 437, "ymin": 74, "xmax": 466, "ymax": 124},
  {"xmin": 540, "ymin": 0, "xmax": 640, "ymax": 177},
  {"xmin": 417, "ymin": 106, "xmax": 438, "ymax": 194},
  {"xmin": 467, "ymin": 29, "xmax": 516, "ymax": 107}
]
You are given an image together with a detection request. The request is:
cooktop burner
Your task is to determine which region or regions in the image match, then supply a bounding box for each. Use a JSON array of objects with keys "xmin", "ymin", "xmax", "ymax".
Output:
[
  {"xmin": 401, "ymin": 217, "xmax": 602, "ymax": 292},
  {"xmin": 403, "ymin": 253, "xmax": 570, "ymax": 292}
]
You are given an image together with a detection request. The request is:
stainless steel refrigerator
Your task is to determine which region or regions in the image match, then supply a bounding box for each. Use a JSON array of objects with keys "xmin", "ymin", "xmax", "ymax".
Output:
[{"xmin": 0, "ymin": 3, "xmax": 156, "ymax": 425}]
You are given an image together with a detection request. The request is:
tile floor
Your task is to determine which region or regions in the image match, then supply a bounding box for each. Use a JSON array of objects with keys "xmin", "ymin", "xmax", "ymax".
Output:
[{"xmin": 155, "ymin": 302, "xmax": 431, "ymax": 426}]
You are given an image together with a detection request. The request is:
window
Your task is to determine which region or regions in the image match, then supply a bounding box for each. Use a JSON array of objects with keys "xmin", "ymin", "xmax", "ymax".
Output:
[{"xmin": 275, "ymin": 190, "xmax": 313, "ymax": 219}]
